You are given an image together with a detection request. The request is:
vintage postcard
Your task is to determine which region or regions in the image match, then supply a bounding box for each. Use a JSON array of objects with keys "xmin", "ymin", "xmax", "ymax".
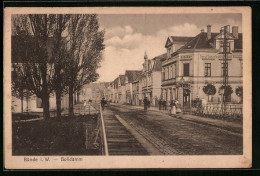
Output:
[{"xmin": 4, "ymin": 7, "xmax": 252, "ymax": 169}]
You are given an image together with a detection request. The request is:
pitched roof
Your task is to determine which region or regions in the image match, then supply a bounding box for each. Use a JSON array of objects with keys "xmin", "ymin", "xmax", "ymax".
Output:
[
  {"xmin": 234, "ymin": 33, "xmax": 242, "ymax": 51},
  {"xmin": 152, "ymin": 53, "xmax": 166, "ymax": 71},
  {"xmin": 125, "ymin": 70, "xmax": 143, "ymax": 83},
  {"xmin": 172, "ymin": 32, "xmax": 242, "ymax": 56},
  {"xmin": 165, "ymin": 36, "xmax": 193, "ymax": 48},
  {"xmin": 114, "ymin": 77, "xmax": 119, "ymax": 88},
  {"xmin": 170, "ymin": 36, "xmax": 194, "ymax": 43},
  {"xmin": 119, "ymin": 75, "xmax": 126, "ymax": 86}
]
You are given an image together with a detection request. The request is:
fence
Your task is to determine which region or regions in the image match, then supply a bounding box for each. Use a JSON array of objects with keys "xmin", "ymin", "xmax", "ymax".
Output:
[
  {"xmin": 190, "ymin": 104, "xmax": 243, "ymax": 121},
  {"xmin": 93, "ymin": 104, "xmax": 109, "ymax": 155}
]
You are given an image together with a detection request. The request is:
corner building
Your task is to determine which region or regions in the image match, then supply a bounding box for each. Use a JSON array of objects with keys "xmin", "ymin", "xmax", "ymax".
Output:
[{"xmin": 161, "ymin": 25, "xmax": 243, "ymax": 107}]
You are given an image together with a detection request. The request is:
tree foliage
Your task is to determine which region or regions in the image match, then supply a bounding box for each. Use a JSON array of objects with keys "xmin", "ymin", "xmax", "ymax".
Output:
[
  {"xmin": 65, "ymin": 14, "xmax": 105, "ymax": 116},
  {"xmin": 235, "ymin": 86, "xmax": 243, "ymax": 97},
  {"xmin": 12, "ymin": 14, "xmax": 69, "ymax": 119},
  {"xmin": 219, "ymin": 85, "xmax": 233, "ymax": 96},
  {"xmin": 203, "ymin": 84, "xmax": 216, "ymax": 96},
  {"xmin": 12, "ymin": 14, "xmax": 105, "ymax": 118}
]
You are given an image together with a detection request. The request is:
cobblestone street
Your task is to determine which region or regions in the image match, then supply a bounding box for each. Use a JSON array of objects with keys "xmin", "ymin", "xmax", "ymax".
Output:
[{"xmin": 105, "ymin": 103, "xmax": 242, "ymax": 155}]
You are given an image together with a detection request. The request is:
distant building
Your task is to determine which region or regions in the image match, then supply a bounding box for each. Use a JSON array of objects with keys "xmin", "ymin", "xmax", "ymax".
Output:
[
  {"xmin": 79, "ymin": 82, "xmax": 110, "ymax": 103},
  {"xmin": 117, "ymin": 75, "xmax": 126, "ymax": 104},
  {"xmin": 133, "ymin": 52, "xmax": 165, "ymax": 106},
  {"xmin": 125, "ymin": 70, "xmax": 142, "ymax": 104},
  {"xmin": 161, "ymin": 25, "xmax": 243, "ymax": 107}
]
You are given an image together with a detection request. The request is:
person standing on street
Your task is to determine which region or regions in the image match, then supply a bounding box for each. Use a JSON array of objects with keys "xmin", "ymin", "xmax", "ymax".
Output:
[
  {"xmin": 170, "ymin": 100, "xmax": 177, "ymax": 115},
  {"xmin": 83, "ymin": 100, "xmax": 87, "ymax": 115},
  {"xmin": 143, "ymin": 97, "xmax": 148, "ymax": 112},
  {"xmin": 101, "ymin": 97, "xmax": 106, "ymax": 110},
  {"xmin": 159, "ymin": 99, "xmax": 162, "ymax": 110}
]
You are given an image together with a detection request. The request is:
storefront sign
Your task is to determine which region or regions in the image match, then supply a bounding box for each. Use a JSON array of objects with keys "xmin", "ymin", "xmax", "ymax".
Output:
[
  {"xmin": 180, "ymin": 55, "xmax": 192, "ymax": 59},
  {"xmin": 200, "ymin": 54, "xmax": 242, "ymax": 60}
]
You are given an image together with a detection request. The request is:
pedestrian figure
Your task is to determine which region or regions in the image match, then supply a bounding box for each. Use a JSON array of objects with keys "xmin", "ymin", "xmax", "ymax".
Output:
[
  {"xmin": 170, "ymin": 100, "xmax": 177, "ymax": 115},
  {"xmin": 163, "ymin": 100, "xmax": 167, "ymax": 110},
  {"xmin": 143, "ymin": 97, "xmax": 149, "ymax": 112},
  {"xmin": 159, "ymin": 99, "xmax": 162, "ymax": 110},
  {"xmin": 83, "ymin": 100, "xmax": 87, "ymax": 115},
  {"xmin": 101, "ymin": 97, "xmax": 106, "ymax": 110},
  {"xmin": 176, "ymin": 100, "xmax": 181, "ymax": 114}
]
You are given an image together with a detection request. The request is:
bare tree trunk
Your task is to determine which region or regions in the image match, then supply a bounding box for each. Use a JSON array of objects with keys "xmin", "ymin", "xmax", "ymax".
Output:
[
  {"xmin": 20, "ymin": 89, "xmax": 23, "ymax": 113},
  {"xmin": 42, "ymin": 64, "xmax": 50, "ymax": 119},
  {"xmin": 42, "ymin": 94, "xmax": 50, "ymax": 119},
  {"xmin": 56, "ymin": 90, "xmax": 62, "ymax": 118},
  {"xmin": 69, "ymin": 85, "xmax": 74, "ymax": 117}
]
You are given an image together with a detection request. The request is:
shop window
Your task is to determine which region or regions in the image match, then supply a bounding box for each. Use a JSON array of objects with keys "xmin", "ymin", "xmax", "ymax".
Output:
[{"xmin": 183, "ymin": 63, "xmax": 190, "ymax": 77}]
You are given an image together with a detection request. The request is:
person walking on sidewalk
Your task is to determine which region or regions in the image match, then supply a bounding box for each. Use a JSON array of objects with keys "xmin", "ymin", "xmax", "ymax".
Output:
[
  {"xmin": 143, "ymin": 97, "xmax": 149, "ymax": 112},
  {"xmin": 159, "ymin": 99, "xmax": 162, "ymax": 110},
  {"xmin": 162, "ymin": 100, "xmax": 167, "ymax": 110},
  {"xmin": 170, "ymin": 100, "xmax": 177, "ymax": 115},
  {"xmin": 83, "ymin": 100, "xmax": 87, "ymax": 115},
  {"xmin": 101, "ymin": 97, "xmax": 106, "ymax": 110}
]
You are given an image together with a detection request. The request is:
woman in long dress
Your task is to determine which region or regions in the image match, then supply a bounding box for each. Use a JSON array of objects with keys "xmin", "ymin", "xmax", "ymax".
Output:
[{"xmin": 170, "ymin": 100, "xmax": 176, "ymax": 115}]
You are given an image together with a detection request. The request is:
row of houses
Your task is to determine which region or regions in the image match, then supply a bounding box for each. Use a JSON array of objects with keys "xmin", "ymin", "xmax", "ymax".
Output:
[{"xmin": 107, "ymin": 25, "xmax": 243, "ymax": 107}]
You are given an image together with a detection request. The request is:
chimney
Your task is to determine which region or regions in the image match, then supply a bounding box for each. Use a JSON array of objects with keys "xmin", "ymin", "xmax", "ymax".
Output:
[
  {"xmin": 224, "ymin": 25, "xmax": 230, "ymax": 33},
  {"xmin": 201, "ymin": 29, "xmax": 205, "ymax": 33},
  {"xmin": 232, "ymin": 26, "xmax": 238, "ymax": 39},
  {"xmin": 207, "ymin": 25, "xmax": 211, "ymax": 40}
]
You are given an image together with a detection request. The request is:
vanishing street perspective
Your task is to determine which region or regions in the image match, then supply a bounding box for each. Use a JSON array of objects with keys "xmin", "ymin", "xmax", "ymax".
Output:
[{"xmin": 11, "ymin": 14, "xmax": 243, "ymax": 156}]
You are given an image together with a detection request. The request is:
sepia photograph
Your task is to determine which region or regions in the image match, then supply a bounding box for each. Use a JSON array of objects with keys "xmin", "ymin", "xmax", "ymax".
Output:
[{"xmin": 4, "ymin": 7, "xmax": 252, "ymax": 169}]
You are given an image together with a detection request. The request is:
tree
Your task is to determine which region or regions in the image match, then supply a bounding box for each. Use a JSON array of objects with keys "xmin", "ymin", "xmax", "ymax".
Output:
[
  {"xmin": 203, "ymin": 84, "xmax": 216, "ymax": 102},
  {"xmin": 219, "ymin": 85, "xmax": 233, "ymax": 102},
  {"xmin": 51, "ymin": 15, "xmax": 71, "ymax": 118},
  {"xmin": 65, "ymin": 14, "xmax": 105, "ymax": 116},
  {"xmin": 12, "ymin": 14, "xmax": 62, "ymax": 119},
  {"xmin": 235, "ymin": 86, "xmax": 243, "ymax": 103}
]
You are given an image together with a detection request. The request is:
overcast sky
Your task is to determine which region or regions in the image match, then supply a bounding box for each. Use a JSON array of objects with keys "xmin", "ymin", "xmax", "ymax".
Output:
[{"xmin": 96, "ymin": 14, "xmax": 242, "ymax": 82}]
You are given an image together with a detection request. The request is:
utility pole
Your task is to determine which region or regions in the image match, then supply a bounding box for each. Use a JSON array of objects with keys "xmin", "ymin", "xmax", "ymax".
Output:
[{"xmin": 220, "ymin": 25, "xmax": 230, "ymax": 115}]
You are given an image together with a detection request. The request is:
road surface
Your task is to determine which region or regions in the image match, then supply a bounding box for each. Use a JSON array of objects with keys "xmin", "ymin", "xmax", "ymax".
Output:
[{"xmin": 102, "ymin": 103, "xmax": 243, "ymax": 155}]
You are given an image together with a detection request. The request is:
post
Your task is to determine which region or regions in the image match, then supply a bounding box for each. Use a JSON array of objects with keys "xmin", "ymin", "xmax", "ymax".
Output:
[{"xmin": 89, "ymin": 103, "xmax": 90, "ymax": 115}]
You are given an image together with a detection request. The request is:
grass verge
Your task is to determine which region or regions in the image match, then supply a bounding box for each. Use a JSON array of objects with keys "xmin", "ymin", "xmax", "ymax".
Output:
[{"xmin": 12, "ymin": 114, "xmax": 100, "ymax": 155}]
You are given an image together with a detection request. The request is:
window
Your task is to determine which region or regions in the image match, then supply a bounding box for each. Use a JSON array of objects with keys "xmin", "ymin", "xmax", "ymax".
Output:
[
  {"xmin": 183, "ymin": 63, "xmax": 190, "ymax": 77},
  {"xmin": 167, "ymin": 48, "xmax": 171, "ymax": 58},
  {"xmin": 162, "ymin": 68, "xmax": 165, "ymax": 81},
  {"xmin": 165, "ymin": 67, "xmax": 169, "ymax": 80},
  {"xmin": 173, "ymin": 64, "xmax": 176, "ymax": 78},
  {"xmin": 205, "ymin": 63, "xmax": 211, "ymax": 77},
  {"xmin": 221, "ymin": 63, "xmax": 228, "ymax": 76},
  {"xmin": 36, "ymin": 97, "xmax": 43, "ymax": 108},
  {"xmin": 169, "ymin": 66, "xmax": 173, "ymax": 79},
  {"xmin": 220, "ymin": 42, "xmax": 230, "ymax": 53}
]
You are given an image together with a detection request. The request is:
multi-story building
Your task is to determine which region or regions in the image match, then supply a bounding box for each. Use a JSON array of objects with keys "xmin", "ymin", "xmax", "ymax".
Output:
[
  {"xmin": 125, "ymin": 70, "xmax": 142, "ymax": 104},
  {"xmin": 132, "ymin": 52, "xmax": 165, "ymax": 106},
  {"xmin": 161, "ymin": 25, "xmax": 243, "ymax": 107},
  {"xmin": 117, "ymin": 75, "xmax": 126, "ymax": 104}
]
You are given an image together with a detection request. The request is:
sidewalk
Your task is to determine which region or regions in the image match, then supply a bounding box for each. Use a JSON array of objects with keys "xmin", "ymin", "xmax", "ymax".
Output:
[{"xmin": 111, "ymin": 103, "xmax": 243, "ymax": 135}]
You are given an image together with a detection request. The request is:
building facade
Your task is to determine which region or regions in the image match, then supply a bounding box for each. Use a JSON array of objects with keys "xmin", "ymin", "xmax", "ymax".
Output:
[
  {"xmin": 125, "ymin": 70, "xmax": 142, "ymax": 104},
  {"xmin": 161, "ymin": 25, "xmax": 243, "ymax": 107}
]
